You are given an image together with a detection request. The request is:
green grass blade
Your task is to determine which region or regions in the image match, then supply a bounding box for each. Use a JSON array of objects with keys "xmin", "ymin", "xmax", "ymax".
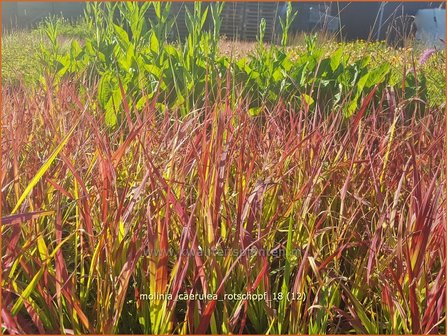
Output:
[
  {"xmin": 11, "ymin": 267, "xmax": 45, "ymax": 315},
  {"xmin": 11, "ymin": 116, "xmax": 82, "ymax": 214}
]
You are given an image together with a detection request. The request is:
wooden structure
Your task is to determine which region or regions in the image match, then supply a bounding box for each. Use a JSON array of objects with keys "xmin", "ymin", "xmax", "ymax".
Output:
[
  {"xmin": 2, "ymin": 2, "xmax": 444, "ymax": 43},
  {"xmin": 146, "ymin": 2, "xmax": 281, "ymax": 41},
  {"xmin": 2, "ymin": 2, "xmax": 281, "ymax": 41},
  {"xmin": 219, "ymin": 2, "xmax": 280, "ymax": 41}
]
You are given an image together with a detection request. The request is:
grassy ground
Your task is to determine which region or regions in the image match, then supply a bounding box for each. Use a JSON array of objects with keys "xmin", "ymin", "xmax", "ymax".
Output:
[
  {"xmin": 1, "ymin": 30, "xmax": 42, "ymax": 87},
  {"xmin": 1, "ymin": 27, "xmax": 76, "ymax": 87}
]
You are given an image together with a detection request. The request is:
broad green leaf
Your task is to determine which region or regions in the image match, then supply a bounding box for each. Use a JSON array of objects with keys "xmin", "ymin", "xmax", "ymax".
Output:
[
  {"xmin": 281, "ymin": 57, "xmax": 293, "ymax": 71},
  {"xmin": 113, "ymin": 24, "xmax": 130, "ymax": 50},
  {"xmin": 248, "ymin": 107, "xmax": 261, "ymax": 116},
  {"xmin": 365, "ymin": 63, "xmax": 390, "ymax": 88},
  {"xmin": 330, "ymin": 47, "xmax": 343, "ymax": 71},
  {"xmin": 150, "ymin": 32, "xmax": 159, "ymax": 54},
  {"xmin": 136, "ymin": 96, "xmax": 148, "ymax": 110},
  {"xmin": 70, "ymin": 39, "xmax": 82, "ymax": 58},
  {"xmin": 357, "ymin": 73, "xmax": 370, "ymax": 93},
  {"xmin": 98, "ymin": 71, "xmax": 113, "ymax": 108},
  {"xmin": 164, "ymin": 45, "xmax": 178, "ymax": 56},
  {"xmin": 173, "ymin": 93, "xmax": 185, "ymax": 109},
  {"xmin": 250, "ymin": 70, "xmax": 260, "ymax": 80},
  {"xmin": 144, "ymin": 64, "xmax": 162, "ymax": 78},
  {"xmin": 344, "ymin": 97, "xmax": 359, "ymax": 118},
  {"xmin": 105, "ymin": 89, "xmax": 122, "ymax": 128},
  {"xmin": 302, "ymin": 93, "xmax": 315, "ymax": 106},
  {"xmin": 273, "ymin": 69, "xmax": 283, "ymax": 82}
]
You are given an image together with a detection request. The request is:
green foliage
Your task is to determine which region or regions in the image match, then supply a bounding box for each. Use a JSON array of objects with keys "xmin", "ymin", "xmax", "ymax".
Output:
[
  {"xmin": 1, "ymin": 30, "xmax": 42, "ymax": 86},
  {"xmin": 279, "ymin": 3, "xmax": 298, "ymax": 47},
  {"xmin": 8, "ymin": 1, "xmax": 442, "ymax": 124},
  {"xmin": 34, "ymin": 1, "xmax": 427, "ymax": 125}
]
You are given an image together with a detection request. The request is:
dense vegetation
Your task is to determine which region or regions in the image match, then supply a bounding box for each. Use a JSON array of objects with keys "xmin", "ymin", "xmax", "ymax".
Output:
[{"xmin": 2, "ymin": 2, "xmax": 445, "ymax": 334}]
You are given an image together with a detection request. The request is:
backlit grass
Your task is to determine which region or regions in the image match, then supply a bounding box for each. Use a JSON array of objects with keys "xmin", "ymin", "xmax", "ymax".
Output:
[{"xmin": 2, "ymin": 76, "xmax": 445, "ymax": 333}]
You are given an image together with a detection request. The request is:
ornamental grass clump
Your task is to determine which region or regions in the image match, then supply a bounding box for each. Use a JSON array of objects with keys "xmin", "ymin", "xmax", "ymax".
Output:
[
  {"xmin": 35, "ymin": 2, "xmax": 442, "ymax": 124},
  {"xmin": 2, "ymin": 73, "xmax": 444, "ymax": 333}
]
